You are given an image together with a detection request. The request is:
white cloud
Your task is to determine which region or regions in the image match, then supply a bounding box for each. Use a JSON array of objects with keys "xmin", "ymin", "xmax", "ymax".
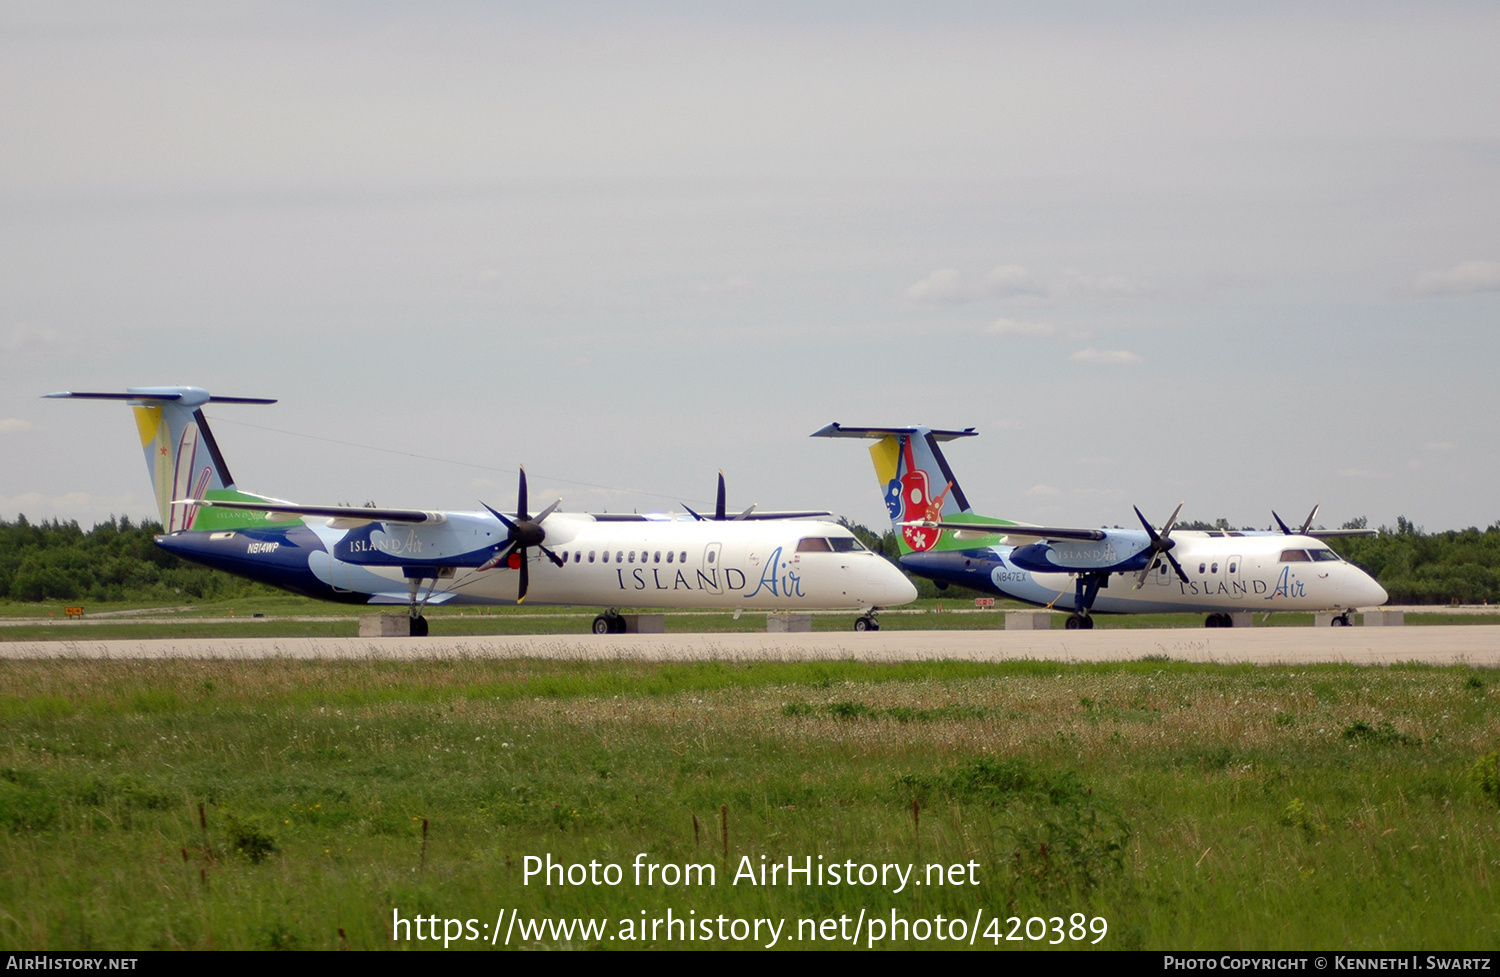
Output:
[
  {"xmin": 1026, "ymin": 484, "xmax": 1061, "ymax": 497},
  {"xmin": 987, "ymin": 317, "xmax": 1055, "ymax": 337},
  {"xmin": 984, "ymin": 265, "xmax": 1050, "ymax": 298},
  {"xmin": 0, "ymin": 419, "xmax": 33, "ymax": 433},
  {"xmin": 1412, "ymin": 261, "xmax": 1500, "ymax": 296},
  {"xmin": 1071, "ymin": 348, "xmax": 1143, "ymax": 365},
  {"xmin": 907, "ymin": 265, "xmax": 1147, "ymax": 306},
  {"xmin": 904, "ymin": 268, "xmax": 969, "ymax": 303},
  {"xmin": 3, "ymin": 323, "xmax": 61, "ymax": 353}
]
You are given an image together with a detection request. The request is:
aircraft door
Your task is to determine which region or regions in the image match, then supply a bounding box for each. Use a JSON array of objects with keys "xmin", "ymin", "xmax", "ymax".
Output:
[
  {"xmin": 1153, "ymin": 556, "xmax": 1172, "ymax": 586},
  {"xmin": 331, "ymin": 556, "xmax": 353, "ymax": 593},
  {"xmin": 701, "ymin": 542, "xmax": 723, "ymax": 595}
]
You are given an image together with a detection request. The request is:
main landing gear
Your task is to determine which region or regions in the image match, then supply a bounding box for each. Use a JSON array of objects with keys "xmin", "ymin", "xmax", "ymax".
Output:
[
  {"xmin": 1063, "ymin": 572, "xmax": 1106, "ymax": 631},
  {"xmin": 592, "ymin": 610, "xmax": 625, "ymax": 634},
  {"xmin": 1204, "ymin": 613, "xmax": 1233, "ymax": 628},
  {"xmin": 405, "ymin": 573, "xmax": 436, "ymax": 637}
]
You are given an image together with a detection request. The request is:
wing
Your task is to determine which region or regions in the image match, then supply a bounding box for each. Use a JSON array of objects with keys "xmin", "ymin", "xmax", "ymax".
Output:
[
  {"xmin": 903, "ymin": 519, "xmax": 1107, "ymax": 542},
  {"xmin": 180, "ymin": 499, "xmax": 440, "ymax": 525}
]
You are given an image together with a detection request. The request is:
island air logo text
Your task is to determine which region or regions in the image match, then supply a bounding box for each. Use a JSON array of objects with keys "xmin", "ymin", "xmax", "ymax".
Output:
[{"xmin": 1265, "ymin": 566, "xmax": 1306, "ymax": 601}]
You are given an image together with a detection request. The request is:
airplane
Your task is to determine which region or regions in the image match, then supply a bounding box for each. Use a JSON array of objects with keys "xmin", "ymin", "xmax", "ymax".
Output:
[
  {"xmin": 45, "ymin": 387, "xmax": 917, "ymax": 634},
  {"xmin": 812, "ymin": 423, "xmax": 1388, "ymax": 628}
]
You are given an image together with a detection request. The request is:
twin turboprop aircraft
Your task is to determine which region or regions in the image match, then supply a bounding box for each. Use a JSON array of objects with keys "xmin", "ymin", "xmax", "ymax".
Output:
[
  {"xmin": 813, "ymin": 423, "xmax": 1388, "ymax": 628},
  {"xmin": 48, "ymin": 388, "xmax": 916, "ymax": 633}
]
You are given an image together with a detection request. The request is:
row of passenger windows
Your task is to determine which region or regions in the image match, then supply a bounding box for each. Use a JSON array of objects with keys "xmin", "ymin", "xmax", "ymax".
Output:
[
  {"xmin": 555, "ymin": 538, "xmax": 865, "ymax": 565},
  {"xmin": 562, "ymin": 549, "xmax": 692, "ymax": 565}
]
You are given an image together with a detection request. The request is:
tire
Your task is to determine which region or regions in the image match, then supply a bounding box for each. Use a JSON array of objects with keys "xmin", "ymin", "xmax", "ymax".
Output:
[
  {"xmin": 592, "ymin": 615, "xmax": 611, "ymax": 635},
  {"xmin": 1065, "ymin": 615, "xmax": 1084, "ymax": 630},
  {"xmin": 1205, "ymin": 614, "xmax": 1222, "ymax": 628},
  {"xmin": 1082, "ymin": 616, "xmax": 1094, "ymax": 630},
  {"xmin": 1332, "ymin": 614, "xmax": 1350, "ymax": 627},
  {"xmin": 854, "ymin": 617, "xmax": 870, "ymax": 632},
  {"xmin": 410, "ymin": 615, "xmax": 428, "ymax": 637}
]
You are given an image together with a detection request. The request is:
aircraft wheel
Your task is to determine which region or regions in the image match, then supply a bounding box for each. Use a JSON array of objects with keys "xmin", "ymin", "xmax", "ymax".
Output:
[
  {"xmin": 1332, "ymin": 613, "xmax": 1351, "ymax": 627},
  {"xmin": 854, "ymin": 616, "xmax": 878, "ymax": 632},
  {"xmin": 409, "ymin": 615, "xmax": 429, "ymax": 637},
  {"xmin": 592, "ymin": 615, "xmax": 611, "ymax": 635},
  {"xmin": 1065, "ymin": 614, "xmax": 1085, "ymax": 630},
  {"xmin": 1205, "ymin": 613, "xmax": 1224, "ymax": 628}
]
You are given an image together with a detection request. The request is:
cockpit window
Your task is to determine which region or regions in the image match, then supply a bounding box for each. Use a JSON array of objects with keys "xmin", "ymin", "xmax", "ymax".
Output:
[
  {"xmin": 796, "ymin": 537, "xmax": 833, "ymax": 553},
  {"xmin": 828, "ymin": 537, "xmax": 865, "ymax": 552},
  {"xmin": 1309, "ymin": 548, "xmax": 1341, "ymax": 562},
  {"xmin": 1279, "ymin": 549, "xmax": 1310, "ymax": 562}
]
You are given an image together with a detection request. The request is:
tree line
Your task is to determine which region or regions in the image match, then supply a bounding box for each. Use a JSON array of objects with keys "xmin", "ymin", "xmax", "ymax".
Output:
[{"xmin": 0, "ymin": 515, "xmax": 273, "ymax": 603}]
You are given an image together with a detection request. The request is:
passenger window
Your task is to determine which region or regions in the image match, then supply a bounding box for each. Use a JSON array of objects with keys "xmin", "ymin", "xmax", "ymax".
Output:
[
  {"xmin": 707, "ymin": 551, "xmax": 715, "ymax": 564},
  {"xmin": 588, "ymin": 551, "xmax": 595, "ymax": 563},
  {"xmin": 654, "ymin": 551, "xmax": 661, "ymax": 563},
  {"xmin": 1228, "ymin": 562, "xmax": 1237, "ymax": 573},
  {"xmin": 1199, "ymin": 563, "xmax": 1206, "ymax": 574},
  {"xmin": 667, "ymin": 551, "xmax": 674, "ymax": 563},
  {"xmin": 1279, "ymin": 549, "xmax": 1310, "ymax": 562},
  {"xmin": 602, "ymin": 551, "xmax": 610, "ymax": 563},
  {"xmin": 797, "ymin": 537, "xmax": 833, "ymax": 552},
  {"xmin": 615, "ymin": 551, "xmax": 622, "ymax": 563},
  {"xmin": 680, "ymin": 551, "xmax": 687, "ymax": 563},
  {"xmin": 574, "ymin": 552, "xmax": 581, "ymax": 563},
  {"xmin": 1211, "ymin": 562, "xmax": 1218, "ymax": 573}
]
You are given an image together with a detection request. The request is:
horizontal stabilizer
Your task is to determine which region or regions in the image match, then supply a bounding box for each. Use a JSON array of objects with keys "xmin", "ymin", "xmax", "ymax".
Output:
[
  {"xmin": 181, "ymin": 499, "xmax": 440, "ymax": 524},
  {"xmin": 811, "ymin": 422, "xmax": 977, "ymax": 442},
  {"xmin": 45, "ymin": 390, "xmax": 276, "ymax": 404}
]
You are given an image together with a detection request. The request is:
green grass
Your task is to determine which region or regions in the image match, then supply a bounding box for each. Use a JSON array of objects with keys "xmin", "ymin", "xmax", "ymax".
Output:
[{"xmin": 1, "ymin": 657, "xmax": 1497, "ymax": 950}]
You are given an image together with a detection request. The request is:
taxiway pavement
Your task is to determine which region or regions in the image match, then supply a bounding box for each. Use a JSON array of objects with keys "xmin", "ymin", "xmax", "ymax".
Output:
[{"xmin": 2, "ymin": 626, "xmax": 1497, "ymax": 665}]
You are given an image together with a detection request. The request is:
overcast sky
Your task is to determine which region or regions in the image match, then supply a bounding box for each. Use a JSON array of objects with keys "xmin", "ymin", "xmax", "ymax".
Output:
[{"xmin": 2, "ymin": 1, "xmax": 1497, "ymax": 535}]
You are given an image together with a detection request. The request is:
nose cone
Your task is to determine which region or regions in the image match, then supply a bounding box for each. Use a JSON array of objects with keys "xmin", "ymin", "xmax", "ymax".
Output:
[
  {"xmin": 1353, "ymin": 568, "xmax": 1388, "ymax": 607},
  {"xmin": 880, "ymin": 560, "xmax": 919, "ymax": 606}
]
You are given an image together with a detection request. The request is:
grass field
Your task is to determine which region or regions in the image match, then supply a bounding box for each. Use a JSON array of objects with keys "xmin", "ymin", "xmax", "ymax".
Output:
[{"xmin": 1, "ymin": 655, "xmax": 1497, "ymax": 950}]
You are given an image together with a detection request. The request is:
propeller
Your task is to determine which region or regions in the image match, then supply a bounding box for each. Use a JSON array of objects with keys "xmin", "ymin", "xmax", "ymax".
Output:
[
  {"xmin": 478, "ymin": 467, "xmax": 563, "ymax": 602},
  {"xmin": 1272, "ymin": 503, "xmax": 1320, "ymax": 536},
  {"xmin": 1133, "ymin": 501, "xmax": 1190, "ymax": 589},
  {"xmin": 683, "ymin": 471, "xmax": 757, "ymax": 521}
]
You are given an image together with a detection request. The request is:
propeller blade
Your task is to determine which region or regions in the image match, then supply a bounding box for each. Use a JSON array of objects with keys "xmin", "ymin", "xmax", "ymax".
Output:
[
  {"xmin": 1165, "ymin": 551, "xmax": 1191, "ymax": 584},
  {"xmin": 1134, "ymin": 557, "xmax": 1157, "ymax": 590},
  {"xmin": 683, "ymin": 504, "xmax": 704, "ymax": 521},
  {"xmin": 1300, "ymin": 503, "xmax": 1321, "ymax": 535},
  {"xmin": 533, "ymin": 498, "xmax": 562, "ymax": 524},
  {"xmin": 539, "ymin": 544, "xmax": 565, "ymax": 568},
  {"xmin": 481, "ymin": 502, "xmax": 518, "ymax": 533},
  {"xmin": 516, "ymin": 468, "xmax": 529, "ymax": 522},
  {"xmin": 1133, "ymin": 505, "xmax": 1162, "ymax": 543},
  {"xmin": 716, "ymin": 471, "xmax": 727, "ymax": 521},
  {"xmin": 1160, "ymin": 501, "xmax": 1185, "ymax": 538},
  {"xmin": 1272, "ymin": 510, "xmax": 1295, "ymax": 535},
  {"xmin": 516, "ymin": 550, "xmax": 529, "ymax": 603},
  {"xmin": 732, "ymin": 503, "xmax": 758, "ymax": 521}
]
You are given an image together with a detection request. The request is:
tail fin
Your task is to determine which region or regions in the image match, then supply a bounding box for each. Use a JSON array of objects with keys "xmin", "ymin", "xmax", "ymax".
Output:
[
  {"xmin": 812, "ymin": 423, "xmax": 989, "ymax": 553},
  {"xmin": 45, "ymin": 386, "xmax": 276, "ymax": 532}
]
